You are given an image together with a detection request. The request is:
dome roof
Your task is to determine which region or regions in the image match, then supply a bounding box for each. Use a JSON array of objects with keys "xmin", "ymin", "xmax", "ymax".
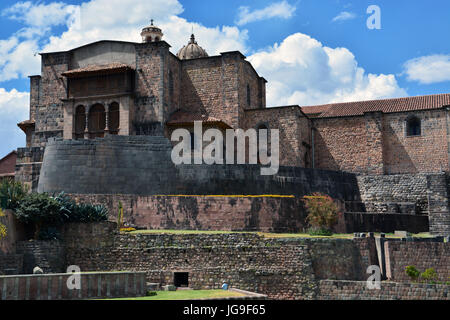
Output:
[
  {"xmin": 177, "ymin": 34, "xmax": 208, "ymax": 60},
  {"xmin": 141, "ymin": 19, "xmax": 163, "ymax": 43}
]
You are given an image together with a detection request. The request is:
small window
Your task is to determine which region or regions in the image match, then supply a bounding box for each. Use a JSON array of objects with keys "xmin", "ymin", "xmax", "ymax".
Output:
[
  {"xmin": 247, "ymin": 84, "xmax": 251, "ymax": 107},
  {"xmin": 406, "ymin": 116, "xmax": 421, "ymax": 136}
]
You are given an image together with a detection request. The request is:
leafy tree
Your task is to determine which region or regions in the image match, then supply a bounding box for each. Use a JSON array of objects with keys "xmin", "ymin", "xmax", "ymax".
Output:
[
  {"xmin": 420, "ymin": 268, "xmax": 438, "ymax": 283},
  {"xmin": 405, "ymin": 265, "xmax": 420, "ymax": 282},
  {"xmin": 303, "ymin": 193, "xmax": 340, "ymax": 235}
]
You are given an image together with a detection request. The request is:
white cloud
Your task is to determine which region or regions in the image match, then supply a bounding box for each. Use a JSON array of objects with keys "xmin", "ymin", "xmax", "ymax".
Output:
[
  {"xmin": 236, "ymin": 1, "xmax": 296, "ymax": 26},
  {"xmin": 0, "ymin": 88, "xmax": 29, "ymax": 157},
  {"xmin": 248, "ymin": 33, "xmax": 407, "ymax": 106},
  {"xmin": 403, "ymin": 54, "xmax": 450, "ymax": 84},
  {"xmin": 332, "ymin": 11, "xmax": 356, "ymax": 22},
  {"xmin": 0, "ymin": 39, "xmax": 40, "ymax": 81},
  {"xmin": 2, "ymin": 1, "xmax": 78, "ymax": 30},
  {"xmin": 0, "ymin": 0, "xmax": 249, "ymax": 82}
]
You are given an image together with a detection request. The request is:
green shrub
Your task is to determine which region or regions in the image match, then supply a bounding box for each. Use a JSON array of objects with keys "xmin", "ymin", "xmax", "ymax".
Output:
[
  {"xmin": 307, "ymin": 227, "xmax": 333, "ymax": 236},
  {"xmin": 54, "ymin": 192, "xmax": 108, "ymax": 223},
  {"xmin": 420, "ymin": 268, "xmax": 438, "ymax": 283},
  {"xmin": 405, "ymin": 265, "xmax": 420, "ymax": 281},
  {"xmin": 14, "ymin": 192, "xmax": 63, "ymax": 239},
  {"xmin": 146, "ymin": 291, "xmax": 157, "ymax": 297},
  {"xmin": 11, "ymin": 191, "xmax": 108, "ymax": 239},
  {"xmin": 303, "ymin": 193, "xmax": 340, "ymax": 235},
  {"xmin": 0, "ymin": 179, "xmax": 29, "ymax": 210}
]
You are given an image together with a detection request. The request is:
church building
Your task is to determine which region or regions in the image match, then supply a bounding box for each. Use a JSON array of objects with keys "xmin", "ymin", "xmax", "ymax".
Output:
[{"xmin": 16, "ymin": 21, "xmax": 450, "ymax": 189}]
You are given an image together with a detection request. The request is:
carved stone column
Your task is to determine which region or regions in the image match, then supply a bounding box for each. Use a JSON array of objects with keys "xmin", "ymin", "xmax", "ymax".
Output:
[
  {"xmin": 84, "ymin": 105, "xmax": 90, "ymax": 139},
  {"xmin": 104, "ymin": 104, "xmax": 110, "ymax": 134}
]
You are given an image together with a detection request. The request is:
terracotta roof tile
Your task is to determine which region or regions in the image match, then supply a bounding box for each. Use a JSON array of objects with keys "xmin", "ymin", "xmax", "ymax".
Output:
[
  {"xmin": 62, "ymin": 63, "xmax": 134, "ymax": 77},
  {"xmin": 301, "ymin": 94, "xmax": 450, "ymax": 118}
]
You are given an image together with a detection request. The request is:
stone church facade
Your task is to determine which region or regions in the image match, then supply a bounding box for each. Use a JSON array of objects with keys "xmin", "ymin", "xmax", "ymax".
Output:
[{"xmin": 13, "ymin": 22, "xmax": 450, "ymax": 235}]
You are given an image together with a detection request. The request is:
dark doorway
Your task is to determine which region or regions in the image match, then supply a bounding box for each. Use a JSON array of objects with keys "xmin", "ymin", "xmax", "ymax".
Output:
[{"xmin": 174, "ymin": 272, "xmax": 189, "ymax": 287}]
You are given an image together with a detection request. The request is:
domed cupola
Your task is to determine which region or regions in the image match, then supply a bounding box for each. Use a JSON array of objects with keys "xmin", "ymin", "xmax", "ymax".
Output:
[
  {"xmin": 141, "ymin": 19, "xmax": 163, "ymax": 43},
  {"xmin": 177, "ymin": 34, "xmax": 208, "ymax": 60}
]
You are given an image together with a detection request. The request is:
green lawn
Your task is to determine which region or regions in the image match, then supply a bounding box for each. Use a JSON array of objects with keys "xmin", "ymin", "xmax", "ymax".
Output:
[
  {"xmin": 128, "ymin": 229, "xmax": 432, "ymax": 239},
  {"xmin": 108, "ymin": 289, "xmax": 246, "ymax": 300}
]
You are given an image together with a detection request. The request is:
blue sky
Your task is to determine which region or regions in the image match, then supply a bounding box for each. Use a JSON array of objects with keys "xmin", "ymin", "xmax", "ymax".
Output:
[{"xmin": 1, "ymin": 0, "xmax": 450, "ymax": 158}]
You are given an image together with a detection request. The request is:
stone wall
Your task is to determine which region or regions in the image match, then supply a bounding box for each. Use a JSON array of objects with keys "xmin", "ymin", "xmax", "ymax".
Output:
[
  {"xmin": 243, "ymin": 106, "xmax": 311, "ymax": 167},
  {"xmin": 15, "ymin": 240, "xmax": 66, "ymax": 274},
  {"xmin": 384, "ymin": 240, "xmax": 450, "ymax": 282},
  {"xmin": 312, "ymin": 109, "xmax": 449, "ymax": 175},
  {"xmin": 313, "ymin": 116, "xmax": 368, "ymax": 173},
  {"xmin": 318, "ymin": 280, "xmax": 449, "ymax": 300},
  {"xmin": 37, "ymin": 134, "xmax": 360, "ymax": 198},
  {"xmin": 0, "ymin": 254, "xmax": 23, "ymax": 275},
  {"xmin": 382, "ymin": 109, "xmax": 449, "ymax": 174},
  {"xmin": 0, "ymin": 209, "xmax": 25, "ymax": 254},
  {"xmin": 356, "ymin": 173, "xmax": 449, "ymax": 235},
  {"xmin": 337, "ymin": 212, "xmax": 428, "ymax": 234},
  {"xmin": 62, "ymin": 224, "xmax": 369, "ymax": 299},
  {"xmin": 70, "ymin": 194, "xmax": 308, "ymax": 232},
  {"xmin": 0, "ymin": 271, "xmax": 146, "ymax": 300}
]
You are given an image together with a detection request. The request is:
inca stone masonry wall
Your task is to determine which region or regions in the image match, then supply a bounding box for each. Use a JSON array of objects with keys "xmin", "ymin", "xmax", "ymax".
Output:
[
  {"xmin": 37, "ymin": 135, "xmax": 360, "ymax": 198},
  {"xmin": 15, "ymin": 241, "xmax": 66, "ymax": 274},
  {"xmin": 60, "ymin": 223, "xmax": 449, "ymax": 299},
  {"xmin": 384, "ymin": 240, "xmax": 450, "ymax": 282},
  {"xmin": 318, "ymin": 280, "xmax": 449, "ymax": 300},
  {"xmin": 356, "ymin": 173, "xmax": 450, "ymax": 235},
  {"xmin": 61, "ymin": 222, "xmax": 369, "ymax": 299}
]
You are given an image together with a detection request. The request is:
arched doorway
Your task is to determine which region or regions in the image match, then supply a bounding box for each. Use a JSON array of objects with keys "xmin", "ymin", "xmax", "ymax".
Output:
[
  {"xmin": 109, "ymin": 102, "xmax": 120, "ymax": 135},
  {"xmin": 88, "ymin": 103, "xmax": 106, "ymax": 138},
  {"xmin": 74, "ymin": 105, "xmax": 86, "ymax": 139}
]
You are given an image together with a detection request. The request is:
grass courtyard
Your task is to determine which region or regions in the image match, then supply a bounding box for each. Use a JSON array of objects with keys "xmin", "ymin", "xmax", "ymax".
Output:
[
  {"xmin": 107, "ymin": 289, "xmax": 246, "ymax": 300},
  {"xmin": 128, "ymin": 229, "xmax": 434, "ymax": 239}
]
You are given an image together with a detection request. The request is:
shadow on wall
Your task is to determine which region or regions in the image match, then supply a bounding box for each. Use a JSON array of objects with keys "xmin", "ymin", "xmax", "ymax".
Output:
[
  {"xmin": 313, "ymin": 131, "xmax": 340, "ymax": 172},
  {"xmin": 383, "ymin": 123, "xmax": 417, "ymax": 174},
  {"xmin": 180, "ymin": 68, "xmax": 207, "ymax": 115}
]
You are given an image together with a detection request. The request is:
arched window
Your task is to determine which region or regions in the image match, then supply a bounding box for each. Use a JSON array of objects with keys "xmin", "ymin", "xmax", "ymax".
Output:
[
  {"xmin": 74, "ymin": 105, "xmax": 86, "ymax": 139},
  {"xmin": 88, "ymin": 103, "xmax": 106, "ymax": 139},
  {"xmin": 406, "ymin": 116, "xmax": 421, "ymax": 136},
  {"xmin": 109, "ymin": 102, "xmax": 120, "ymax": 135},
  {"xmin": 247, "ymin": 84, "xmax": 251, "ymax": 107}
]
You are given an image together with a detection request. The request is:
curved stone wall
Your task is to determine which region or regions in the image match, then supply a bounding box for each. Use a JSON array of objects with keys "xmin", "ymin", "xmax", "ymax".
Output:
[
  {"xmin": 37, "ymin": 135, "xmax": 360, "ymax": 199},
  {"xmin": 37, "ymin": 135, "xmax": 176, "ymax": 195}
]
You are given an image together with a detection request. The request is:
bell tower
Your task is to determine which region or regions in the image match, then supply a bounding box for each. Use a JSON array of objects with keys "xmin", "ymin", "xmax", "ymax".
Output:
[{"xmin": 141, "ymin": 19, "xmax": 163, "ymax": 43}]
